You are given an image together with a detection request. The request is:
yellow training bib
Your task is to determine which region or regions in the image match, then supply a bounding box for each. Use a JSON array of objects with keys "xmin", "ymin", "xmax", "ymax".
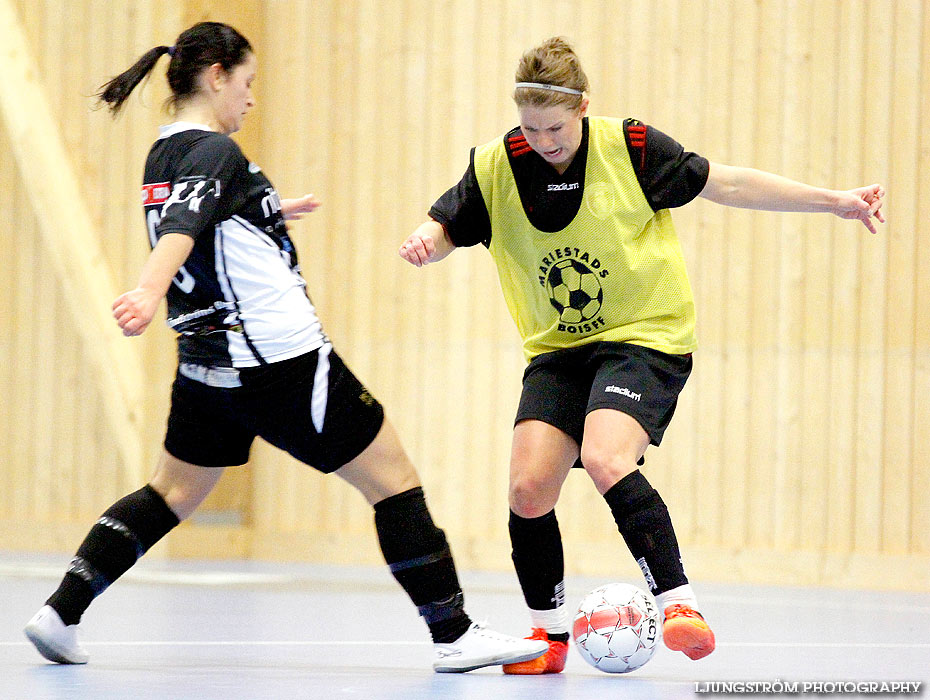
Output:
[{"xmin": 473, "ymin": 116, "xmax": 698, "ymax": 362}]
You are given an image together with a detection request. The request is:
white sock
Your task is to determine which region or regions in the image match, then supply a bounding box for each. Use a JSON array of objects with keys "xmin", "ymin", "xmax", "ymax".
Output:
[
  {"xmin": 529, "ymin": 605, "xmax": 570, "ymax": 635},
  {"xmin": 655, "ymin": 584, "xmax": 699, "ymax": 619}
]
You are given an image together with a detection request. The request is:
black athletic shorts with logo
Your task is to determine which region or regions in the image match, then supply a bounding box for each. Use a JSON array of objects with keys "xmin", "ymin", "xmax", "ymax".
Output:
[
  {"xmin": 164, "ymin": 345, "xmax": 384, "ymax": 471},
  {"xmin": 515, "ymin": 342, "xmax": 692, "ymax": 456}
]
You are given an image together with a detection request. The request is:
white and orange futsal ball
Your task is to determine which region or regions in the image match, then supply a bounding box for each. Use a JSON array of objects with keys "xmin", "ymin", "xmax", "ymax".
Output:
[{"xmin": 572, "ymin": 582, "xmax": 661, "ymax": 673}]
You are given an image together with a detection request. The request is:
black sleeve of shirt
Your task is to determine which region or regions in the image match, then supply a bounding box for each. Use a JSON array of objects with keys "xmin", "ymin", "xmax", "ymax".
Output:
[
  {"xmin": 428, "ymin": 148, "xmax": 493, "ymax": 248},
  {"xmin": 156, "ymin": 134, "xmax": 246, "ymax": 241},
  {"xmin": 623, "ymin": 118, "xmax": 709, "ymax": 211}
]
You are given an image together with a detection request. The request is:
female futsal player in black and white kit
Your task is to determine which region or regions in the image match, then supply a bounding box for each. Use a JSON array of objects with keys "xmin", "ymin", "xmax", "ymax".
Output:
[
  {"xmin": 24, "ymin": 22, "xmax": 546, "ymax": 674},
  {"xmin": 400, "ymin": 37, "xmax": 885, "ymax": 674}
]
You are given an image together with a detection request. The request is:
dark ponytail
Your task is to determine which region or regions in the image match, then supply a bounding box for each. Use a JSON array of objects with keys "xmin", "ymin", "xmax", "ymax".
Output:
[
  {"xmin": 97, "ymin": 46, "xmax": 172, "ymax": 116},
  {"xmin": 96, "ymin": 22, "xmax": 252, "ymax": 118}
]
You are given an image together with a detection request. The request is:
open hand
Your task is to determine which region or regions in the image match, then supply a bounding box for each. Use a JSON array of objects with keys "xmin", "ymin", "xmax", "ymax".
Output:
[{"xmin": 835, "ymin": 184, "xmax": 885, "ymax": 234}]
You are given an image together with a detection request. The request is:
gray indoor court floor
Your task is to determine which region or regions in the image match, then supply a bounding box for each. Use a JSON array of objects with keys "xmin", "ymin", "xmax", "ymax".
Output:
[{"xmin": 1, "ymin": 553, "xmax": 927, "ymax": 700}]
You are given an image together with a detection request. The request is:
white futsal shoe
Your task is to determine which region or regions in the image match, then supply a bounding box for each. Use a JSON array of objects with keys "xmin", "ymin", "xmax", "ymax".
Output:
[
  {"xmin": 24, "ymin": 605, "xmax": 89, "ymax": 664},
  {"xmin": 433, "ymin": 621, "xmax": 548, "ymax": 673}
]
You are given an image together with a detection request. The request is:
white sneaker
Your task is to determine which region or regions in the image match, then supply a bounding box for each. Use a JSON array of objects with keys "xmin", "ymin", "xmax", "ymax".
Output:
[
  {"xmin": 433, "ymin": 621, "xmax": 548, "ymax": 673},
  {"xmin": 24, "ymin": 605, "xmax": 89, "ymax": 664}
]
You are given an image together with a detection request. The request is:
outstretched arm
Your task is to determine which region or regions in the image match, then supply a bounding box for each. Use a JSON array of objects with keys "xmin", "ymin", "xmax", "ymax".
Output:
[
  {"xmin": 112, "ymin": 232, "xmax": 194, "ymax": 337},
  {"xmin": 699, "ymin": 162, "xmax": 885, "ymax": 234},
  {"xmin": 399, "ymin": 219, "xmax": 456, "ymax": 266}
]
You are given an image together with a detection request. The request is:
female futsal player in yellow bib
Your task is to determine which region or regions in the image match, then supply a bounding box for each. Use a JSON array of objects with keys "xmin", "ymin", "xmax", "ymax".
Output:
[{"xmin": 400, "ymin": 36, "xmax": 884, "ymax": 673}]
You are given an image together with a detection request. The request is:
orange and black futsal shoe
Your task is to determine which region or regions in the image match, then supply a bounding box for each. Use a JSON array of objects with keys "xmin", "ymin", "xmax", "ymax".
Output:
[
  {"xmin": 662, "ymin": 604, "xmax": 716, "ymax": 660},
  {"xmin": 502, "ymin": 628, "xmax": 569, "ymax": 674}
]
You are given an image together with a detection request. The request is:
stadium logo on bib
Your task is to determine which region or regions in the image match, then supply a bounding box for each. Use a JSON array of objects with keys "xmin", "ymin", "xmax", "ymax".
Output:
[{"xmin": 539, "ymin": 248, "xmax": 609, "ymax": 333}]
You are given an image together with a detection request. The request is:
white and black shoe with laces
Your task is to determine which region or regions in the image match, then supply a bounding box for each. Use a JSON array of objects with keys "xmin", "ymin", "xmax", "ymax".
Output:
[{"xmin": 433, "ymin": 621, "xmax": 548, "ymax": 673}]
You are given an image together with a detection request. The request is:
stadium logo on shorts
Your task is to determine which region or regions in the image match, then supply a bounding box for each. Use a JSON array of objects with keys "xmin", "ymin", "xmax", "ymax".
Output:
[
  {"xmin": 542, "ymin": 256, "xmax": 606, "ymax": 332},
  {"xmin": 605, "ymin": 385, "xmax": 641, "ymax": 401}
]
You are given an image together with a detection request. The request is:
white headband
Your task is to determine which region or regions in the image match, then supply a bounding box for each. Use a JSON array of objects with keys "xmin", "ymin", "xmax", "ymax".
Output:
[{"xmin": 514, "ymin": 82, "xmax": 583, "ymax": 95}]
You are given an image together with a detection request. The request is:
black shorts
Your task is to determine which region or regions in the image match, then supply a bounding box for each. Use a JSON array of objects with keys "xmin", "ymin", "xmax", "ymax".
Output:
[
  {"xmin": 515, "ymin": 342, "xmax": 692, "ymax": 451},
  {"xmin": 164, "ymin": 346, "xmax": 384, "ymax": 471}
]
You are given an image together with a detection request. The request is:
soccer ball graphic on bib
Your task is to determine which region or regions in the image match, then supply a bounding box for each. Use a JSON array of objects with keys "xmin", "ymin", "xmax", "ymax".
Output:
[
  {"xmin": 572, "ymin": 582, "xmax": 660, "ymax": 673},
  {"xmin": 545, "ymin": 258, "xmax": 603, "ymax": 324}
]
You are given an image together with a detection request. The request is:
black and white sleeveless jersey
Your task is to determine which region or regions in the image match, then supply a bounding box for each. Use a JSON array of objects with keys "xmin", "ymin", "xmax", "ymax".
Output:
[{"xmin": 141, "ymin": 122, "xmax": 326, "ymax": 369}]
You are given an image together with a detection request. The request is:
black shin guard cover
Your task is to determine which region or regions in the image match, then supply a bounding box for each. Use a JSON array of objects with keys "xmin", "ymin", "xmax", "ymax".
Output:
[
  {"xmin": 47, "ymin": 484, "xmax": 180, "ymax": 624},
  {"xmin": 374, "ymin": 487, "xmax": 469, "ymax": 639},
  {"xmin": 603, "ymin": 470, "xmax": 687, "ymax": 596},
  {"xmin": 509, "ymin": 509, "xmax": 566, "ymax": 610}
]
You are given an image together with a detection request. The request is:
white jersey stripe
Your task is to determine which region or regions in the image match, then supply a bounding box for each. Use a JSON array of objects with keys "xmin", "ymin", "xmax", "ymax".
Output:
[{"xmin": 214, "ymin": 217, "xmax": 326, "ymax": 367}]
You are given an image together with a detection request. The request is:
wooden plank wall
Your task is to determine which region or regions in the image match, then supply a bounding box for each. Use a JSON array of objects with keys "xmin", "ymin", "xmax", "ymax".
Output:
[
  {"xmin": 0, "ymin": 0, "xmax": 182, "ymax": 551},
  {"xmin": 0, "ymin": 0, "xmax": 927, "ymax": 591}
]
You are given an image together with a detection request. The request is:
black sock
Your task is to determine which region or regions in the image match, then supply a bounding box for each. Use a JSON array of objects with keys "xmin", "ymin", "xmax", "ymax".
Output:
[
  {"xmin": 46, "ymin": 484, "xmax": 180, "ymax": 625},
  {"xmin": 374, "ymin": 487, "xmax": 471, "ymax": 643},
  {"xmin": 509, "ymin": 509, "xmax": 566, "ymax": 611},
  {"xmin": 603, "ymin": 470, "xmax": 687, "ymax": 596}
]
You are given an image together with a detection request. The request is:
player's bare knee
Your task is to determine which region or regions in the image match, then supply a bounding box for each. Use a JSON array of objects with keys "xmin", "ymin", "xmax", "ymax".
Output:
[
  {"xmin": 385, "ymin": 462, "xmax": 420, "ymax": 496},
  {"xmin": 336, "ymin": 452, "xmax": 421, "ymax": 505},
  {"xmin": 159, "ymin": 489, "xmax": 200, "ymax": 521},
  {"xmin": 579, "ymin": 446, "xmax": 638, "ymax": 493},
  {"xmin": 150, "ymin": 479, "xmax": 212, "ymax": 521},
  {"xmin": 509, "ymin": 476, "xmax": 558, "ymax": 519}
]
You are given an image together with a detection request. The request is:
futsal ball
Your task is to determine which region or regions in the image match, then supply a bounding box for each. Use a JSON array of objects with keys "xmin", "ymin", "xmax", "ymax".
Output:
[
  {"xmin": 572, "ymin": 582, "xmax": 661, "ymax": 673},
  {"xmin": 545, "ymin": 259, "xmax": 603, "ymax": 324}
]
